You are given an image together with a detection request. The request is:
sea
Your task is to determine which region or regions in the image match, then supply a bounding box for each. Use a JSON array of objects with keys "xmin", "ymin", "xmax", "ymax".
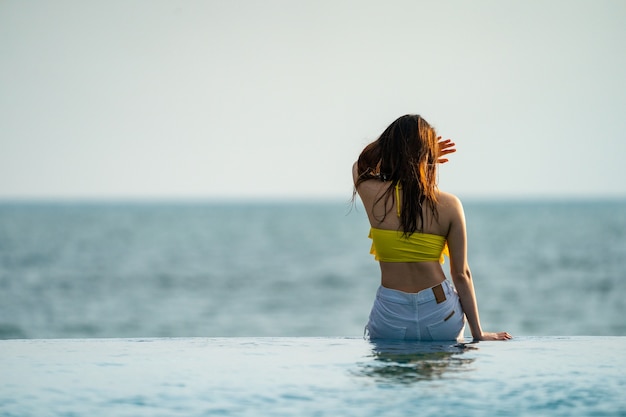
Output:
[{"xmin": 1, "ymin": 199, "xmax": 625, "ymax": 340}]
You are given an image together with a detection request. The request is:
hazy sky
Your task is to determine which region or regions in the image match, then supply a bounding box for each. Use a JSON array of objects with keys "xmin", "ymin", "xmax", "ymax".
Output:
[{"xmin": 1, "ymin": 1, "xmax": 625, "ymax": 200}]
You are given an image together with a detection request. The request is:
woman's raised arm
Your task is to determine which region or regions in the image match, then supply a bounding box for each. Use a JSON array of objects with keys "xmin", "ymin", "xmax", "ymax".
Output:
[{"xmin": 437, "ymin": 137, "xmax": 456, "ymax": 164}]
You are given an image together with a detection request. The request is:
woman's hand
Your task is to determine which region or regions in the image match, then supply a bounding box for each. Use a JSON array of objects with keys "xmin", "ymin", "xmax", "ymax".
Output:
[
  {"xmin": 474, "ymin": 331, "xmax": 513, "ymax": 341},
  {"xmin": 437, "ymin": 137, "xmax": 456, "ymax": 163}
]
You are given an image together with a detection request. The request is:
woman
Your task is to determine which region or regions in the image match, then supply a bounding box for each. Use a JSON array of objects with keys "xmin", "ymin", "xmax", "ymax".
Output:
[{"xmin": 353, "ymin": 114, "xmax": 511, "ymax": 342}]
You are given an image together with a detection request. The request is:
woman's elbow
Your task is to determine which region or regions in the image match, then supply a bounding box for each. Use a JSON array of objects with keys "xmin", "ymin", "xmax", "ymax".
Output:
[{"xmin": 451, "ymin": 268, "xmax": 472, "ymax": 286}]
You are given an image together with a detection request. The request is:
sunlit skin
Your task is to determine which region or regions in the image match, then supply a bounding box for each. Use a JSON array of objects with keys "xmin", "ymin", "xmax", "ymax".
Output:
[{"xmin": 354, "ymin": 136, "xmax": 511, "ymax": 342}]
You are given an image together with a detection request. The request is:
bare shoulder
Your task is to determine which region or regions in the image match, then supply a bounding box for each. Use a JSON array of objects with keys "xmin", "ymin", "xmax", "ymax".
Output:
[
  {"xmin": 436, "ymin": 191, "xmax": 465, "ymax": 219},
  {"xmin": 437, "ymin": 191, "xmax": 462, "ymax": 208},
  {"xmin": 352, "ymin": 161, "xmax": 387, "ymax": 197}
]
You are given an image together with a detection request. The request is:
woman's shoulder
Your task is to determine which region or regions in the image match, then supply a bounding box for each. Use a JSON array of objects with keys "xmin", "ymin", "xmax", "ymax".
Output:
[
  {"xmin": 432, "ymin": 191, "xmax": 464, "ymax": 233},
  {"xmin": 352, "ymin": 161, "xmax": 387, "ymax": 194},
  {"xmin": 437, "ymin": 190, "xmax": 462, "ymax": 206},
  {"xmin": 436, "ymin": 191, "xmax": 465, "ymax": 217}
]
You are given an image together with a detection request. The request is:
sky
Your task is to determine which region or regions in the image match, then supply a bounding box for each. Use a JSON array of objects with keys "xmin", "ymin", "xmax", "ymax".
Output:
[{"xmin": 1, "ymin": 0, "xmax": 625, "ymax": 201}]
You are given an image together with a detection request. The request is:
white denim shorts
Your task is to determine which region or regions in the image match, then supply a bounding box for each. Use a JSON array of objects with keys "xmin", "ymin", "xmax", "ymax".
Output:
[{"xmin": 365, "ymin": 280, "xmax": 465, "ymax": 341}]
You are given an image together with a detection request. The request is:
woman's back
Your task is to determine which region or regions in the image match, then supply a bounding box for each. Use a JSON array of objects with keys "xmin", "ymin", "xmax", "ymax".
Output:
[{"xmin": 353, "ymin": 163, "xmax": 460, "ymax": 292}]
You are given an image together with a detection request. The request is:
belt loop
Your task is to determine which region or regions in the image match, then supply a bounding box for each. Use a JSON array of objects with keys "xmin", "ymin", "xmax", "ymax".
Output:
[{"xmin": 432, "ymin": 283, "xmax": 446, "ymax": 304}]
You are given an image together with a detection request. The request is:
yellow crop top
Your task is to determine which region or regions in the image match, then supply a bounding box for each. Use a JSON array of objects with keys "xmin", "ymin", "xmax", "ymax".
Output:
[
  {"xmin": 367, "ymin": 183, "xmax": 449, "ymax": 264},
  {"xmin": 369, "ymin": 228, "xmax": 449, "ymax": 263}
]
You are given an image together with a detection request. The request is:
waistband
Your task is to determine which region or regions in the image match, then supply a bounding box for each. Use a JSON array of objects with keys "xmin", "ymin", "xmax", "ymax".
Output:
[{"xmin": 376, "ymin": 280, "xmax": 454, "ymax": 305}]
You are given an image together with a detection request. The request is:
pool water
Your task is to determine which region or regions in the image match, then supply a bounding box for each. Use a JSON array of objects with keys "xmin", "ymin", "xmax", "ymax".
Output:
[{"xmin": 1, "ymin": 337, "xmax": 625, "ymax": 416}]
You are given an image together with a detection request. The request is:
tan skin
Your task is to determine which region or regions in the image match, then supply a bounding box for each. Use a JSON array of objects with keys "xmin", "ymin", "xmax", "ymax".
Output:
[{"xmin": 353, "ymin": 138, "xmax": 512, "ymax": 341}]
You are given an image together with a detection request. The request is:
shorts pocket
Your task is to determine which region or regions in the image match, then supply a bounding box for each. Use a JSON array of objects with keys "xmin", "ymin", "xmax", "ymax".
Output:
[{"xmin": 426, "ymin": 308, "xmax": 465, "ymax": 341}]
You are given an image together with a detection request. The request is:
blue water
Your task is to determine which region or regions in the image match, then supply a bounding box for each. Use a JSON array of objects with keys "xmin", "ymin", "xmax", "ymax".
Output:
[
  {"xmin": 1, "ymin": 199, "xmax": 625, "ymax": 339},
  {"xmin": 1, "ymin": 336, "xmax": 625, "ymax": 416}
]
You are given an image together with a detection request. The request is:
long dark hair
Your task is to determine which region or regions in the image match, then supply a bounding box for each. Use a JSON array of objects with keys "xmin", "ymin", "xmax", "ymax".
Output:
[{"xmin": 354, "ymin": 114, "xmax": 440, "ymax": 235}]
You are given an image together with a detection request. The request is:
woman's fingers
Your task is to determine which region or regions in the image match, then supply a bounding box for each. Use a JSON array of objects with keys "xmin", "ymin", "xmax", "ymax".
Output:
[
  {"xmin": 477, "ymin": 331, "xmax": 513, "ymax": 341},
  {"xmin": 437, "ymin": 137, "xmax": 456, "ymax": 163}
]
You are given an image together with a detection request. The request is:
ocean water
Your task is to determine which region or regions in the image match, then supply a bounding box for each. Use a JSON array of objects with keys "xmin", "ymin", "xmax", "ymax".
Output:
[
  {"xmin": 0, "ymin": 199, "xmax": 625, "ymax": 340},
  {"xmin": 2, "ymin": 336, "xmax": 626, "ymax": 416}
]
